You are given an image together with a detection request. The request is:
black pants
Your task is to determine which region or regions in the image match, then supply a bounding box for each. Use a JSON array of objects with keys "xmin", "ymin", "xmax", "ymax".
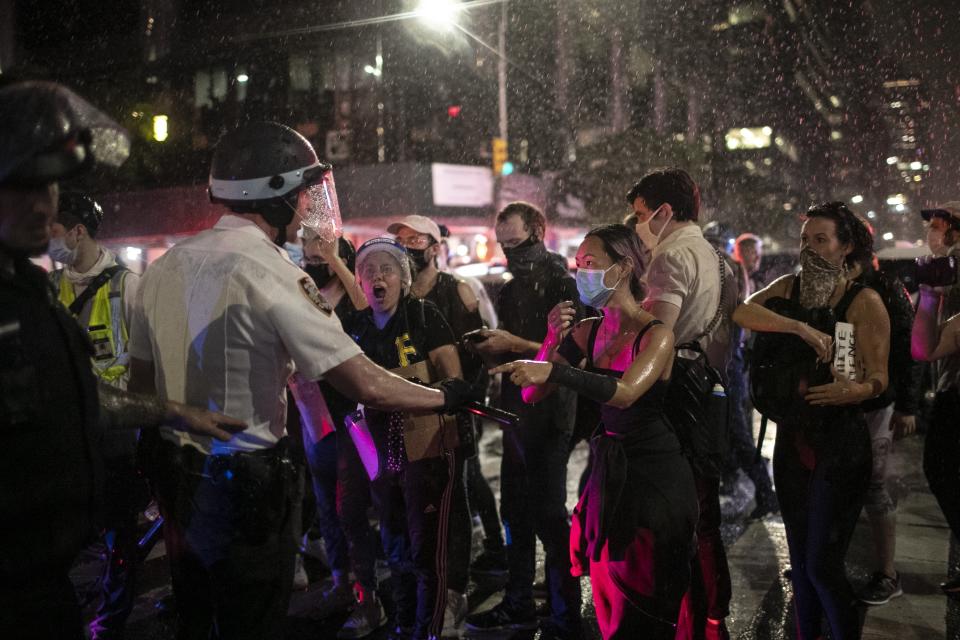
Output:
[
  {"xmin": 925, "ymin": 390, "xmax": 960, "ymax": 543},
  {"xmin": 336, "ymin": 432, "xmax": 379, "ymax": 593},
  {"xmin": 89, "ymin": 457, "xmax": 152, "ymax": 639},
  {"xmin": 775, "ymin": 420, "xmax": 870, "ymax": 640},
  {"xmin": 0, "ymin": 565, "xmax": 84, "ymax": 640},
  {"xmin": 500, "ymin": 387, "xmax": 581, "ymax": 629},
  {"xmin": 725, "ymin": 346, "xmax": 776, "ymax": 505},
  {"xmin": 446, "ymin": 448, "xmax": 473, "ymax": 593},
  {"xmin": 148, "ymin": 438, "xmax": 300, "ymax": 640},
  {"xmin": 371, "ymin": 452, "xmax": 456, "ymax": 640},
  {"xmin": 688, "ymin": 474, "xmax": 731, "ymax": 633}
]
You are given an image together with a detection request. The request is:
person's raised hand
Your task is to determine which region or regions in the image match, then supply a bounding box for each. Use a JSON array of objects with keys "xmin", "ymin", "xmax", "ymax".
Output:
[
  {"xmin": 546, "ymin": 301, "xmax": 576, "ymax": 341},
  {"xmin": 489, "ymin": 360, "xmax": 554, "ymax": 388}
]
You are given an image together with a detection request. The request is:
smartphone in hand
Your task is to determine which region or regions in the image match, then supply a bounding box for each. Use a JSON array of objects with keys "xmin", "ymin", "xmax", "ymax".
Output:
[{"xmin": 461, "ymin": 329, "xmax": 489, "ymax": 344}]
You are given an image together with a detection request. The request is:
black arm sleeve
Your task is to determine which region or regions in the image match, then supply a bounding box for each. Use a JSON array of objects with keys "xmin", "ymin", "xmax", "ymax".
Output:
[
  {"xmin": 556, "ymin": 328, "xmax": 585, "ymax": 367},
  {"xmin": 547, "ymin": 363, "xmax": 617, "ymax": 404}
]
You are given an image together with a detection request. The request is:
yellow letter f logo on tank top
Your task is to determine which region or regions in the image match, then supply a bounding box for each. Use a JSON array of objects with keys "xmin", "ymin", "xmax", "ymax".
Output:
[{"xmin": 395, "ymin": 333, "xmax": 417, "ymax": 368}]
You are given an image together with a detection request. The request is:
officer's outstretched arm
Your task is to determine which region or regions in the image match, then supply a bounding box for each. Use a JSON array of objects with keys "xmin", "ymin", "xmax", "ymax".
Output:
[
  {"xmin": 326, "ymin": 353, "xmax": 457, "ymax": 412},
  {"xmin": 97, "ymin": 380, "xmax": 247, "ymax": 442}
]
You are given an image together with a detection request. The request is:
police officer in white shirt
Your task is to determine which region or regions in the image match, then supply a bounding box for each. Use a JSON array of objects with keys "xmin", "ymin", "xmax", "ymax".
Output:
[{"xmin": 128, "ymin": 122, "xmax": 476, "ymax": 640}]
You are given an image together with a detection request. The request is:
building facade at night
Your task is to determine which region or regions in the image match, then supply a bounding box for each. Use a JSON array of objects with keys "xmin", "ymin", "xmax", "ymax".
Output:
[{"xmin": 6, "ymin": 0, "xmax": 914, "ymax": 252}]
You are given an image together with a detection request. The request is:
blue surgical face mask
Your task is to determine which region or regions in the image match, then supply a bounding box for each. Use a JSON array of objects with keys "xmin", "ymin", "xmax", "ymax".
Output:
[
  {"xmin": 283, "ymin": 242, "xmax": 304, "ymax": 266},
  {"xmin": 48, "ymin": 235, "xmax": 78, "ymax": 266},
  {"xmin": 576, "ymin": 264, "xmax": 621, "ymax": 308}
]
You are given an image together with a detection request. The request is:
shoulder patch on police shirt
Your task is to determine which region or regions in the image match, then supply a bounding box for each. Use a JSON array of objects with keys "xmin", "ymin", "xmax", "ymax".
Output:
[{"xmin": 298, "ymin": 277, "xmax": 333, "ymax": 316}]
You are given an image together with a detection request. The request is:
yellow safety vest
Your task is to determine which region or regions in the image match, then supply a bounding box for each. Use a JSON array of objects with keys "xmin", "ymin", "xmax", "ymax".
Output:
[{"xmin": 53, "ymin": 268, "xmax": 130, "ymax": 384}]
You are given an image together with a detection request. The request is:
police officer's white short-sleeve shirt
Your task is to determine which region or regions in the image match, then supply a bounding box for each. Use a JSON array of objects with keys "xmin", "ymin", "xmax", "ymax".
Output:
[{"xmin": 129, "ymin": 215, "xmax": 362, "ymax": 453}]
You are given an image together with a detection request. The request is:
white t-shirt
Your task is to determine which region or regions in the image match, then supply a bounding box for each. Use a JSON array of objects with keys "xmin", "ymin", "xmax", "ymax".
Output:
[
  {"xmin": 643, "ymin": 224, "xmax": 736, "ymax": 370},
  {"xmin": 129, "ymin": 215, "xmax": 362, "ymax": 453}
]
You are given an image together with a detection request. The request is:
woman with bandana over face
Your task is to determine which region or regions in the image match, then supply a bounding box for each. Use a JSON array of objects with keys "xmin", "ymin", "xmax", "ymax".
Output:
[
  {"xmin": 492, "ymin": 224, "xmax": 698, "ymax": 640},
  {"xmin": 732, "ymin": 202, "xmax": 890, "ymax": 640}
]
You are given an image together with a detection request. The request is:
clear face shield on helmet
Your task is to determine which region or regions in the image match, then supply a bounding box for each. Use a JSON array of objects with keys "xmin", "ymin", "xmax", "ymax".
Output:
[
  {"xmin": 0, "ymin": 81, "xmax": 130, "ymax": 186},
  {"xmin": 298, "ymin": 166, "xmax": 342, "ymax": 243}
]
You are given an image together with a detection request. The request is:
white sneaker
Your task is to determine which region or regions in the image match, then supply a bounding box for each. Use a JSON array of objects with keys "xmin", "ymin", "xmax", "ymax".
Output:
[
  {"xmin": 442, "ymin": 589, "xmax": 467, "ymax": 637},
  {"xmin": 337, "ymin": 590, "xmax": 388, "ymax": 639},
  {"xmin": 292, "ymin": 553, "xmax": 309, "ymax": 590}
]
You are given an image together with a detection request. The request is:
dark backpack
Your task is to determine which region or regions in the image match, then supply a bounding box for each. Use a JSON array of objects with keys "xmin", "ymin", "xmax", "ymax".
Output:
[
  {"xmin": 663, "ymin": 250, "xmax": 730, "ymax": 479},
  {"xmin": 749, "ymin": 277, "xmax": 863, "ymax": 424},
  {"xmin": 664, "ymin": 341, "xmax": 729, "ymax": 478}
]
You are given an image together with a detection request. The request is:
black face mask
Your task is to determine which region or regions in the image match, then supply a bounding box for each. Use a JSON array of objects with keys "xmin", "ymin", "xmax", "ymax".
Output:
[
  {"xmin": 304, "ymin": 263, "xmax": 334, "ymax": 288},
  {"xmin": 503, "ymin": 236, "xmax": 547, "ymax": 276},
  {"xmin": 406, "ymin": 247, "xmax": 432, "ymax": 271}
]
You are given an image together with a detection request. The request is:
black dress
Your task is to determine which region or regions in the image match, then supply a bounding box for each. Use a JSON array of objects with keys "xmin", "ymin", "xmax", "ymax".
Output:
[{"xmin": 561, "ymin": 318, "xmax": 698, "ymax": 640}]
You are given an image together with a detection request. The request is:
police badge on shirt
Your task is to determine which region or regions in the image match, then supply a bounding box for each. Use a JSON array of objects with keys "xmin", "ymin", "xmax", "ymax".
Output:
[{"xmin": 298, "ymin": 277, "xmax": 334, "ymax": 316}]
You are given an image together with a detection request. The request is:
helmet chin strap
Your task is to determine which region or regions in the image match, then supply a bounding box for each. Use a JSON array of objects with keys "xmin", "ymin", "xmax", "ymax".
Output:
[{"xmin": 261, "ymin": 198, "xmax": 297, "ymax": 247}]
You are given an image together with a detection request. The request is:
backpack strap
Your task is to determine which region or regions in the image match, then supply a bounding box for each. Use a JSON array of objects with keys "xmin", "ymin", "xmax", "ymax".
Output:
[
  {"xmin": 67, "ymin": 265, "xmax": 124, "ymax": 316},
  {"xmin": 688, "ymin": 249, "xmax": 727, "ymax": 347}
]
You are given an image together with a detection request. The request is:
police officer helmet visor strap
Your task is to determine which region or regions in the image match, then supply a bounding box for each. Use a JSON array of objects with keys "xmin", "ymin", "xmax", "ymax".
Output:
[{"xmin": 209, "ymin": 162, "xmax": 328, "ymax": 202}]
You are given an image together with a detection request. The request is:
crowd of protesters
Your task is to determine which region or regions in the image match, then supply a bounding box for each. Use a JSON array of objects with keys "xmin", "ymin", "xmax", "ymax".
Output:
[{"xmin": 4, "ymin": 79, "xmax": 960, "ymax": 640}]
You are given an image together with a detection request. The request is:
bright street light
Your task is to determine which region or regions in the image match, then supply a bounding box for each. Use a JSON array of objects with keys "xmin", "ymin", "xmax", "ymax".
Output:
[
  {"xmin": 415, "ymin": 0, "xmax": 461, "ymax": 31},
  {"xmin": 851, "ymin": 194, "xmax": 863, "ymax": 204}
]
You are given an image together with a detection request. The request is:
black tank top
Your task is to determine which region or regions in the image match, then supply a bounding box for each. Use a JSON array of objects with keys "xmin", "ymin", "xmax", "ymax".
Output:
[
  {"xmin": 751, "ymin": 277, "xmax": 865, "ymax": 426},
  {"xmin": 578, "ymin": 318, "xmax": 677, "ymax": 451}
]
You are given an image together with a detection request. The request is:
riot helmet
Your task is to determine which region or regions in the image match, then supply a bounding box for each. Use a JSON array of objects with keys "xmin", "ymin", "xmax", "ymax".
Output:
[
  {"xmin": 209, "ymin": 122, "xmax": 337, "ymax": 246},
  {"xmin": 0, "ymin": 81, "xmax": 130, "ymax": 186}
]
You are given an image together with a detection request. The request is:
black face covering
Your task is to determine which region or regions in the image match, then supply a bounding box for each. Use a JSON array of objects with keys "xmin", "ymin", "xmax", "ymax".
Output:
[
  {"xmin": 304, "ymin": 263, "xmax": 334, "ymax": 288},
  {"xmin": 503, "ymin": 236, "xmax": 547, "ymax": 276},
  {"xmin": 406, "ymin": 247, "xmax": 432, "ymax": 271}
]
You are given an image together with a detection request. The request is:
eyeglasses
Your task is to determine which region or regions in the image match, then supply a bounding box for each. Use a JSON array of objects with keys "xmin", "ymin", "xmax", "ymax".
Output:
[
  {"xmin": 396, "ymin": 234, "xmax": 435, "ymax": 249},
  {"xmin": 359, "ymin": 263, "xmax": 398, "ymax": 280}
]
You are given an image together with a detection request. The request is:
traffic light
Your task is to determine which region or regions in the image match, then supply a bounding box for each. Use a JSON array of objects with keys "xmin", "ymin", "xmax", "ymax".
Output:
[{"xmin": 492, "ymin": 137, "xmax": 508, "ymax": 175}]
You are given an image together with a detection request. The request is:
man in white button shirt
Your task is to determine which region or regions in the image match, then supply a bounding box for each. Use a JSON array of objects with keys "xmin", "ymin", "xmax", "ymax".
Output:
[
  {"xmin": 628, "ymin": 169, "xmax": 737, "ymax": 640},
  {"xmin": 128, "ymin": 122, "xmax": 475, "ymax": 640}
]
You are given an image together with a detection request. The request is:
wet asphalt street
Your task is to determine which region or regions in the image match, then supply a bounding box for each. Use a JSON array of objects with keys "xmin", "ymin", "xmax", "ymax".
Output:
[{"xmin": 71, "ymin": 419, "xmax": 960, "ymax": 639}]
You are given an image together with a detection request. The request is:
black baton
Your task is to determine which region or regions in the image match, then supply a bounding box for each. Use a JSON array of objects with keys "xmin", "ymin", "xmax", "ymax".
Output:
[{"xmin": 462, "ymin": 401, "xmax": 518, "ymax": 427}]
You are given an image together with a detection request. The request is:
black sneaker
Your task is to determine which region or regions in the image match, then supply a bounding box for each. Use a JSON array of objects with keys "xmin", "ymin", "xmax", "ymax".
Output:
[
  {"xmin": 942, "ymin": 573, "xmax": 960, "ymax": 597},
  {"xmin": 858, "ymin": 571, "xmax": 903, "ymax": 605},
  {"xmin": 470, "ymin": 547, "xmax": 508, "ymax": 577},
  {"xmin": 464, "ymin": 600, "xmax": 538, "ymax": 631}
]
